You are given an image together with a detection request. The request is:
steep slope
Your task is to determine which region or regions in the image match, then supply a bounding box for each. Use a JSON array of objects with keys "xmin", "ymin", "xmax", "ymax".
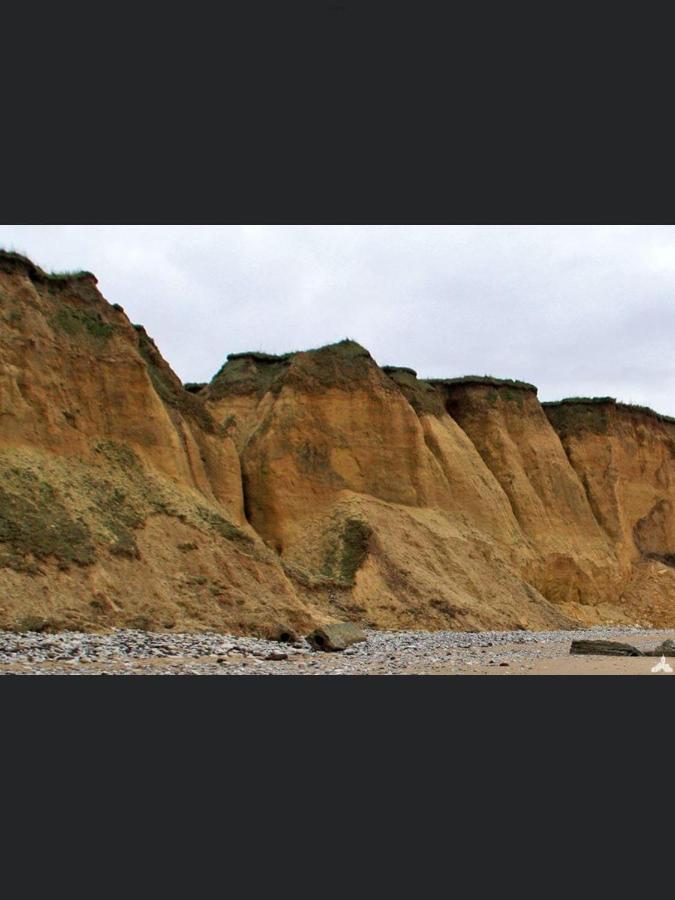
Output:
[
  {"xmin": 2, "ymin": 249, "xmax": 674, "ymax": 633},
  {"xmin": 206, "ymin": 347, "xmax": 575, "ymax": 630},
  {"xmin": 435, "ymin": 378, "xmax": 624, "ymax": 620},
  {"xmin": 0, "ymin": 251, "xmax": 317, "ymax": 634},
  {"xmin": 544, "ymin": 399, "xmax": 675, "ymax": 625}
]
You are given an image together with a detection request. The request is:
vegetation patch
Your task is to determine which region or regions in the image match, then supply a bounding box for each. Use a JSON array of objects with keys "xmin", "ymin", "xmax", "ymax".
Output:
[
  {"xmin": 0, "ymin": 250, "xmax": 95, "ymax": 286},
  {"xmin": 543, "ymin": 398, "xmax": 614, "ymax": 436},
  {"xmin": 45, "ymin": 270, "xmax": 93, "ymax": 282},
  {"xmin": 430, "ymin": 599, "xmax": 464, "ymax": 620},
  {"xmin": 341, "ymin": 518, "xmax": 372, "ymax": 582},
  {"xmin": 226, "ymin": 351, "xmax": 293, "ymax": 364},
  {"xmin": 208, "ymin": 353, "xmax": 292, "ymax": 400},
  {"xmin": 86, "ymin": 443, "xmax": 204, "ymax": 555},
  {"xmin": 196, "ymin": 507, "xmax": 255, "ymax": 549},
  {"xmin": 208, "ymin": 340, "xmax": 380, "ymax": 400},
  {"xmin": 617, "ymin": 402, "xmax": 675, "ymax": 425},
  {"xmin": 322, "ymin": 517, "xmax": 372, "ymax": 585},
  {"xmin": 284, "ymin": 340, "xmax": 377, "ymax": 394},
  {"xmin": 108, "ymin": 531, "xmax": 140, "ymax": 559},
  {"xmin": 135, "ymin": 326, "xmax": 218, "ymax": 434},
  {"xmin": 384, "ymin": 367, "xmax": 444, "ymax": 416},
  {"xmin": 431, "ymin": 375, "xmax": 538, "ymax": 393},
  {"xmin": 50, "ymin": 306, "xmax": 113, "ymax": 340},
  {"xmin": 0, "ymin": 438, "xmax": 265, "ymax": 582},
  {"xmin": 7, "ymin": 308, "xmax": 23, "ymax": 326},
  {"xmin": 86, "ymin": 480, "xmax": 143, "ymax": 559},
  {"xmin": 544, "ymin": 397, "xmax": 675, "ymax": 430},
  {"xmin": 15, "ymin": 615, "xmax": 53, "ymax": 633},
  {"xmin": 433, "ymin": 376, "xmax": 539, "ymax": 416},
  {"xmin": 544, "ymin": 396, "xmax": 616, "ymax": 406},
  {"xmin": 0, "ymin": 471, "xmax": 95, "ymax": 572},
  {"xmin": 382, "ymin": 365, "xmax": 418, "ymax": 377},
  {"xmin": 94, "ymin": 440, "xmax": 142, "ymax": 471}
]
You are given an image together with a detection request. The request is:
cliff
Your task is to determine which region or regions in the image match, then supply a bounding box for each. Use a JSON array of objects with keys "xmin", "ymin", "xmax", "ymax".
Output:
[
  {"xmin": 1, "ymin": 250, "xmax": 673, "ymax": 633},
  {"xmin": 0, "ymin": 252, "xmax": 314, "ymax": 634}
]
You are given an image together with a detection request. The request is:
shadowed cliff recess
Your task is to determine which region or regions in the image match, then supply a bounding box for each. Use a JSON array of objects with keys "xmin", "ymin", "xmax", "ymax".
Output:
[{"xmin": 1, "ymin": 250, "xmax": 674, "ymax": 634}]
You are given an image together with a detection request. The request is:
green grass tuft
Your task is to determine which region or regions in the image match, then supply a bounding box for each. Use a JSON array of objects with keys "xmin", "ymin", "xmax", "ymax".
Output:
[
  {"xmin": 430, "ymin": 375, "xmax": 538, "ymax": 392},
  {"xmin": 322, "ymin": 517, "xmax": 372, "ymax": 585},
  {"xmin": 208, "ymin": 339, "xmax": 375, "ymax": 400},
  {"xmin": 544, "ymin": 397, "xmax": 675, "ymax": 434},
  {"xmin": 50, "ymin": 307, "xmax": 113, "ymax": 340},
  {"xmin": 0, "ymin": 250, "xmax": 97, "ymax": 288}
]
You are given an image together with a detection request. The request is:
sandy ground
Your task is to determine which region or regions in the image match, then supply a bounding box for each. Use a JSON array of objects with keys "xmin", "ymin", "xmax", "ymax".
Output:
[
  {"xmin": 431, "ymin": 651, "xmax": 673, "ymax": 676},
  {"xmin": 406, "ymin": 632, "xmax": 675, "ymax": 676}
]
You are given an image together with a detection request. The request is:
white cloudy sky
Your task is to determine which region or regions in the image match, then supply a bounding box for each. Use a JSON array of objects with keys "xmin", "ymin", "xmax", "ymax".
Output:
[{"xmin": 2, "ymin": 224, "xmax": 674, "ymax": 414}]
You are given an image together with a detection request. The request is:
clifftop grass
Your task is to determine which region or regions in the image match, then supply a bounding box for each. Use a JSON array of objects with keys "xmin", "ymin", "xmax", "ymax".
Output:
[
  {"xmin": 207, "ymin": 339, "xmax": 379, "ymax": 399},
  {"xmin": 431, "ymin": 375, "xmax": 538, "ymax": 392},
  {"xmin": 0, "ymin": 249, "xmax": 96, "ymax": 285},
  {"xmin": 382, "ymin": 365, "xmax": 418, "ymax": 378},
  {"xmin": 208, "ymin": 353, "xmax": 292, "ymax": 400},
  {"xmin": 285, "ymin": 340, "xmax": 377, "ymax": 393},
  {"xmin": 226, "ymin": 351, "xmax": 294, "ymax": 364},
  {"xmin": 208, "ymin": 346, "xmax": 545, "ymax": 415},
  {"xmin": 434, "ymin": 376, "xmax": 538, "ymax": 414},
  {"xmin": 544, "ymin": 397, "xmax": 675, "ymax": 434},
  {"xmin": 383, "ymin": 367, "xmax": 444, "ymax": 416}
]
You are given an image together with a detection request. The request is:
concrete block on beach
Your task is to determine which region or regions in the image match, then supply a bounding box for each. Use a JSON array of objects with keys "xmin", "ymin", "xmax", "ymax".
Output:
[{"xmin": 306, "ymin": 623, "xmax": 367, "ymax": 652}]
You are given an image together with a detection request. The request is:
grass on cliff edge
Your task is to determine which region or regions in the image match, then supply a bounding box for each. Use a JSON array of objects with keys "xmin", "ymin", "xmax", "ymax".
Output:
[
  {"xmin": 0, "ymin": 249, "xmax": 94, "ymax": 283},
  {"xmin": 207, "ymin": 339, "xmax": 377, "ymax": 399},
  {"xmin": 543, "ymin": 397, "xmax": 675, "ymax": 428},
  {"xmin": 382, "ymin": 366, "xmax": 445, "ymax": 416},
  {"xmin": 430, "ymin": 375, "xmax": 538, "ymax": 392},
  {"xmin": 207, "ymin": 345, "xmax": 544, "ymax": 414}
]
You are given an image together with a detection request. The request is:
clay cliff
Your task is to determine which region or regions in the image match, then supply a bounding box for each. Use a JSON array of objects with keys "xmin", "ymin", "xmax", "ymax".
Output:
[{"xmin": 1, "ymin": 250, "xmax": 674, "ymax": 633}]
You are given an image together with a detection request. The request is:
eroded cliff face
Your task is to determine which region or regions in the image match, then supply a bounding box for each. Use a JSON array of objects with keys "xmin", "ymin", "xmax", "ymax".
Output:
[
  {"xmin": 0, "ymin": 252, "xmax": 316, "ymax": 634},
  {"xmin": 544, "ymin": 400, "xmax": 675, "ymax": 625},
  {"xmin": 205, "ymin": 347, "xmax": 560, "ymax": 631},
  {"xmin": 1, "ymin": 249, "xmax": 674, "ymax": 633},
  {"xmin": 436, "ymin": 379, "xmax": 623, "ymax": 618}
]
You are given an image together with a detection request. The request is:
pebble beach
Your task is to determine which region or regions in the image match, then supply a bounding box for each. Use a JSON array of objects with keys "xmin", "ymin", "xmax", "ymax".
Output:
[{"xmin": 0, "ymin": 625, "xmax": 673, "ymax": 675}]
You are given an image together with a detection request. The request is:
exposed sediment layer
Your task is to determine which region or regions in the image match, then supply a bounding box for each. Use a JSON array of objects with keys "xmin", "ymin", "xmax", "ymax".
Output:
[{"xmin": 1, "ymin": 249, "xmax": 674, "ymax": 633}]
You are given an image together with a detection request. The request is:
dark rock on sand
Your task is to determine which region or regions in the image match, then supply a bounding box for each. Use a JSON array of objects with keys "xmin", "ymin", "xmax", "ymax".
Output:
[
  {"xmin": 645, "ymin": 639, "xmax": 675, "ymax": 657},
  {"xmin": 570, "ymin": 639, "xmax": 644, "ymax": 657}
]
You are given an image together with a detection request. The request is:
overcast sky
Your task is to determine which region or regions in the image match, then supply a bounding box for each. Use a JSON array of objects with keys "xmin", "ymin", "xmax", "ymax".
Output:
[{"xmin": 2, "ymin": 224, "xmax": 674, "ymax": 415}]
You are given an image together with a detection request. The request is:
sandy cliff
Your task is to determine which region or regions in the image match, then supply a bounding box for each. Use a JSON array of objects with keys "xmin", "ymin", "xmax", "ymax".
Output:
[
  {"xmin": 544, "ymin": 399, "xmax": 675, "ymax": 625},
  {"xmin": 0, "ymin": 252, "xmax": 314, "ymax": 634},
  {"xmin": 1, "ymin": 250, "xmax": 673, "ymax": 633}
]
